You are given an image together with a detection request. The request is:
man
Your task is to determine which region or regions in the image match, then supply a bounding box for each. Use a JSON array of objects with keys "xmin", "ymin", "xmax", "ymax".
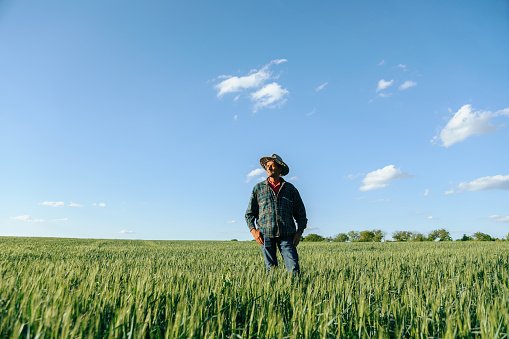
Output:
[{"xmin": 245, "ymin": 154, "xmax": 307, "ymax": 273}]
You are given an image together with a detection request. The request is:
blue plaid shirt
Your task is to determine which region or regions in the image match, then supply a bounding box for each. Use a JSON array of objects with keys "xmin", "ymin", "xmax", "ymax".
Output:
[{"xmin": 245, "ymin": 179, "xmax": 307, "ymax": 237}]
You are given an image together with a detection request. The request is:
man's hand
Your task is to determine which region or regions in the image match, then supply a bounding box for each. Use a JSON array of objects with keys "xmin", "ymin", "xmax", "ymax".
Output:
[
  {"xmin": 293, "ymin": 229, "xmax": 303, "ymax": 247},
  {"xmin": 251, "ymin": 229, "xmax": 264, "ymax": 245}
]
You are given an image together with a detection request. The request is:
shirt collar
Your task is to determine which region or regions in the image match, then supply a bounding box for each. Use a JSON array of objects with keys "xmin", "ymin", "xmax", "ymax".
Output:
[{"xmin": 267, "ymin": 177, "xmax": 284, "ymax": 187}]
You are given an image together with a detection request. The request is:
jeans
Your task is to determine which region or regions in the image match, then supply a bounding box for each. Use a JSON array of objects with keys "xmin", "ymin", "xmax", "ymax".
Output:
[{"xmin": 261, "ymin": 234, "xmax": 300, "ymax": 274}]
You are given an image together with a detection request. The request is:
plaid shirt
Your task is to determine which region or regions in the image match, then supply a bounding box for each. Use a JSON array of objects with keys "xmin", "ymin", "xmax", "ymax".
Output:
[{"xmin": 245, "ymin": 179, "xmax": 307, "ymax": 237}]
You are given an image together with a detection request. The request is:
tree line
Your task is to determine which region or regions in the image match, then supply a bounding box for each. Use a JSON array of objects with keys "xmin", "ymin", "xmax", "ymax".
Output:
[{"xmin": 300, "ymin": 229, "xmax": 509, "ymax": 242}]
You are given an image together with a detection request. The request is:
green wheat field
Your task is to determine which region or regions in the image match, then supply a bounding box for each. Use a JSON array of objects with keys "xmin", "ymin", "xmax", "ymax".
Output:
[{"xmin": 0, "ymin": 237, "xmax": 508, "ymax": 338}]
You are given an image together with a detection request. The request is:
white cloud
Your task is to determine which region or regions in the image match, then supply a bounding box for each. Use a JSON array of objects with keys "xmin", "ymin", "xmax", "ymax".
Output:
[
  {"xmin": 457, "ymin": 175, "xmax": 509, "ymax": 192},
  {"xmin": 444, "ymin": 189, "xmax": 455, "ymax": 195},
  {"xmin": 251, "ymin": 82, "xmax": 289, "ymax": 112},
  {"xmin": 215, "ymin": 69, "xmax": 270, "ymax": 98},
  {"xmin": 489, "ymin": 215, "xmax": 509, "ymax": 222},
  {"xmin": 306, "ymin": 108, "xmax": 316, "ymax": 116},
  {"xmin": 226, "ymin": 220, "xmax": 236, "ymax": 224},
  {"xmin": 360, "ymin": 165, "xmax": 413, "ymax": 191},
  {"xmin": 271, "ymin": 59, "xmax": 288, "ymax": 65},
  {"xmin": 93, "ymin": 202, "xmax": 106, "ymax": 207},
  {"xmin": 287, "ymin": 176, "xmax": 297, "ymax": 181},
  {"xmin": 399, "ymin": 80, "xmax": 417, "ymax": 90},
  {"xmin": 233, "ymin": 115, "xmax": 238, "ymax": 120},
  {"xmin": 307, "ymin": 226, "xmax": 320, "ymax": 231},
  {"xmin": 214, "ymin": 59, "xmax": 291, "ymax": 113},
  {"xmin": 316, "ymin": 82, "xmax": 328, "ymax": 91},
  {"xmin": 68, "ymin": 202, "xmax": 82, "ymax": 207},
  {"xmin": 378, "ymin": 60, "xmax": 385, "ymax": 66},
  {"xmin": 346, "ymin": 173, "xmax": 364, "ymax": 180},
  {"xmin": 39, "ymin": 201, "xmax": 64, "ymax": 207},
  {"xmin": 396, "ymin": 64, "xmax": 407, "ymax": 71},
  {"xmin": 424, "ymin": 189, "xmax": 429, "ymax": 196},
  {"xmin": 246, "ymin": 168, "xmax": 265, "ymax": 183},
  {"xmin": 433, "ymin": 105, "xmax": 509, "ymax": 147},
  {"xmin": 11, "ymin": 215, "xmax": 43, "ymax": 222},
  {"xmin": 214, "ymin": 59, "xmax": 287, "ymax": 98},
  {"xmin": 376, "ymin": 79, "xmax": 394, "ymax": 92},
  {"xmin": 119, "ymin": 230, "xmax": 135, "ymax": 234},
  {"xmin": 11, "ymin": 215, "xmax": 68, "ymax": 222},
  {"xmin": 427, "ymin": 216, "xmax": 438, "ymax": 220},
  {"xmin": 378, "ymin": 92, "xmax": 391, "ymax": 98}
]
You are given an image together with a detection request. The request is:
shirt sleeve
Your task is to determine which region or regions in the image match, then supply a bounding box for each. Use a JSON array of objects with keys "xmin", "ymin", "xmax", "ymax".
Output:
[
  {"xmin": 292, "ymin": 187, "xmax": 307, "ymax": 231},
  {"xmin": 245, "ymin": 188, "xmax": 259, "ymax": 231}
]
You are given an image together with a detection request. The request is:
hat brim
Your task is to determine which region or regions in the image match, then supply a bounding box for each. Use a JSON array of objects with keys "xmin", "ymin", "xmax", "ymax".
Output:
[{"xmin": 260, "ymin": 157, "xmax": 289, "ymax": 176}]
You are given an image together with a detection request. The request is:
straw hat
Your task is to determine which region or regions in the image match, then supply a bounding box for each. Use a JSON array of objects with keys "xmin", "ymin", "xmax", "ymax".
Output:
[{"xmin": 259, "ymin": 154, "xmax": 289, "ymax": 176}]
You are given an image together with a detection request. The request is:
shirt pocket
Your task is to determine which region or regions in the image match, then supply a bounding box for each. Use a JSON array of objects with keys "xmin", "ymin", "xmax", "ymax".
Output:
[{"xmin": 280, "ymin": 196, "xmax": 293, "ymax": 211}]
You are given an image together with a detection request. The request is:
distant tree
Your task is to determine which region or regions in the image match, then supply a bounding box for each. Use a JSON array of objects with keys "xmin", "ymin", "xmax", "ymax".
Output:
[
  {"xmin": 347, "ymin": 231, "xmax": 360, "ymax": 242},
  {"xmin": 372, "ymin": 229, "xmax": 384, "ymax": 242},
  {"xmin": 359, "ymin": 231, "xmax": 375, "ymax": 242},
  {"xmin": 230, "ymin": 239, "xmax": 238, "ymax": 241},
  {"xmin": 439, "ymin": 229, "xmax": 452, "ymax": 241},
  {"xmin": 392, "ymin": 231, "xmax": 404, "ymax": 242},
  {"xmin": 428, "ymin": 229, "xmax": 452, "ymax": 241},
  {"xmin": 427, "ymin": 230, "xmax": 438, "ymax": 241},
  {"xmin": 472, "ymin": 232, "xmax": 494, "ymax": 241},
  {"xmin": 392, "ymin": 231, "xmax": 413, "ymax": 242},
  {"xmin": 303, "ymin": 233, "xmax": 325, "ymax": 242},
  {"xmin": 411, "ymin": 233, "xmax": 426, "ymax": 242},
  {"xmin": 332, "ymin": 233, "xmax": 349, "ymax": 242},
  {"xmin": 459, "ymin": 234, "xmax": 473, "ymax": 241}
]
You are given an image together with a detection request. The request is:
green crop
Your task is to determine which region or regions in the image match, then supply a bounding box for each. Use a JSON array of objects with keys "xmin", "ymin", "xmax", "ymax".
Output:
[{"xmin": 0, "ymin": 237, "xmax": 508, "ymax": 338}]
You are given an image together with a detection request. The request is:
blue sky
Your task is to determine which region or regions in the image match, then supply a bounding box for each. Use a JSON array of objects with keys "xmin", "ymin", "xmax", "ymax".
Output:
[{"xmin": 1, "ymin": 0, "xmax": 508, "ymax": 240}]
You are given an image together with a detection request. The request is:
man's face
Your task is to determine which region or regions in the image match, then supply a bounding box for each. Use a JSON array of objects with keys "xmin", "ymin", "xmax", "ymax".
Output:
[{"xmin": 265, "ymin": 161, "xmax": 282, "ymax": 178}]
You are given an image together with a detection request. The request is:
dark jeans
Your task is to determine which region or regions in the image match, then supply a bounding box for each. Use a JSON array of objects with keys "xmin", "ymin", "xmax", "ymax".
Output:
[{"xmin": 261, "ymin": 234, "xmax": 300, "ymax": 274}]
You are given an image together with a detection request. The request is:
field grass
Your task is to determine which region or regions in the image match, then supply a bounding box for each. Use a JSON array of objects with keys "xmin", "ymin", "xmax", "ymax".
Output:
[{"xmin": 0, "ymin": 237, "xmax": 508, "ymax": 338}]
